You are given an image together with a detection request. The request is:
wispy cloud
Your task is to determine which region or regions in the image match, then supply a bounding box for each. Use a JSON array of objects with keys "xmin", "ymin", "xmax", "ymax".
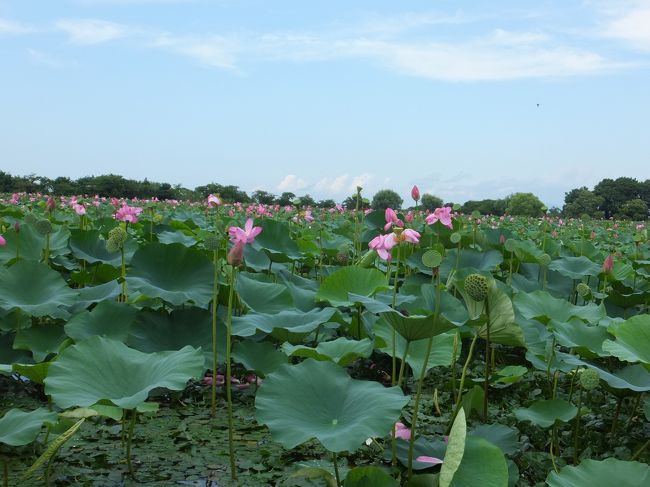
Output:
[
  {"xmin": 277, "ymin": 174, "xmax": 308, "ymax": 192},
  {"xmin": 150, "ymin": 33, "xmax": 237, "ymax": 69},
  {"xmin": 25, "ymin": 48, "xmax": 67, "ymax": 68},
  {"xmin": 56, "ymin": 18, "xmax": 130, "ymax": 44},
  {"xmin": 0, "ymin": 17, "xmax": 34, "ymax": 35},
  {"xmin": 601, "ymin": 2, "xmax": 650, "ymax": 51}
]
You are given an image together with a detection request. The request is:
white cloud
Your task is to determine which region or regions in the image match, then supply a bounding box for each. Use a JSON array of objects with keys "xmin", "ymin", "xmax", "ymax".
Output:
[
  {"xmin": 314, "ymin": 174, "xmax": 350, "ymax": 193},
  {"xmin": 0, "ymin": 17, "xmax": 33, "ymax": 35},
  {"xmin": 25, "ymin": 48, "xmax": 66, "ymax": 69},
  {"xmin": 56, "ymin": 18, "xmax": 129, "ymax": 44},
  {"xmin": 150, "ymin": 34, "xmax": 237, "ymax": 69},
  {"xmin": 277, "ymin": 174, "xmax": 308, "ymax": 192},
  {"xmin": 602, "ymin": 4, "xmax": 650, "ymax": 51}
]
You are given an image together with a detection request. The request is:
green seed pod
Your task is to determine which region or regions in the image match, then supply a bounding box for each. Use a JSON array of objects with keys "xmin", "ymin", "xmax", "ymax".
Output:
[
  {"xmin": 204, "ymin": 235, "xmax": 220, "ymax": 252},
  {"xmin": 576, "ymin": 282, "xmax": 591, "ymax": 297},
  {"xmin": 105, "ymin": 238, "xmax": 121, "ymax": 254},
  {"xmin": 336, "ymin": 250, "xmax": 350, "ymax": 265},
  {"xmin": 465, "ymin": 273, "xmax": 489, "ymax": 302},
  {"xmin": 108, "ymin": 226, "xmax": 127, "ymax": 246},
  {"xmin": 34, "ymin": 219, "xmax": 53, "ymax": 235},
  {"xmin": 539, "ymin": 253, "xmax": 551, "ymax": 266},
  {"xmin": 579, "ymin": 369, "xmax": 600, "ymax": 391},
  {"xmin": 358, "ymin": 249, "xmax": 378, "ymax": 268}
]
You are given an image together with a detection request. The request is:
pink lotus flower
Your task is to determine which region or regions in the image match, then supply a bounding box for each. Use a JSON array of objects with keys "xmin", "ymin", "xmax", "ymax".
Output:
[
  {"xmin": 73, "ymin": 203, "xmax": 86, "ymax": 216},
  {"xmin": 368, "ymin": 233, "xmax": 397, "ymax": 261},
  {"xmin": 0, "ymin": 235, "xmax": 6, "ymax": 246},
  {"xmin": 405, "ymin": 211, "xmax": 414, "ymax": 223},
  {"xmin": 114, "ymin": 203, "xmax": 143, "ymax": 224},
  {"xmin": 398, "ymin": 228, "xmax": 421, "ymax": 244},
  {"xmin": 384, "ymin": 208, "xmax": 404, "ymax": 231},
  {"xmin": 411, "ymin": 185, "xmax": 420, "ymax": 202},
  {"xmin": 228, "ymin": 218, "xmax": 262, "ymax": 245},
  {"xmin": 394, "ymin": 422, "xmax": 411, "ymax": 440},
  {"xmin": 425, "ymin": 207, "xmax": 453, "ymax": 229},
  {"xmin": 603, "ymin": 254, "xmax": 614, "ymax": 274},
  {"xmin": 207, "ymin": 194, "xmax": 222, "ymax": 207}
]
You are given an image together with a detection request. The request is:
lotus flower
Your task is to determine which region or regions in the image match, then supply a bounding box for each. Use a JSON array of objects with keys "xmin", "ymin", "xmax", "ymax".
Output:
[
  {"xmin": 207, "ymin": 194, "xmax": 222, "ymax": 207},
  {"xmin": 0, "ymin": 235, "xmax": 6, "ymax": 246},
  {"xmin": 603, "ymin": 254, "xmax": 614, "ymax": 274},
  {"xmin": 228, "ymin": 218, "xmax": 262, "ymax": 245},
  {"xmin": 368, "ymin": 233, "xmax": 397, "ymax": 261},
  {"xmin": 425, "ymin": 207, "xmax": 453, "ymax": 229},
  {"xmin": 384, "ymin": 208, "xmax": 404, "ymax": 231},
  {"xmin": 227, "ymin": 241, "xmax": 245, "ymax": 266},
  {"xmin": 398, "ymin": 228, "xmax": 420, "ymax": 244},
  {"xmin": 411, "ymin": 185, "xmax": 420, "ymax": 202},
  {"xmin": 415, "ymin": 455, "xmax": 443, "ymax": 465},
  {"xmin": 114, "ymin": 203, "xmax": 143, "ymax": 224},
  {"xmin": 394, "ymin": 422, "xmax": 411, "ymax": 440}
]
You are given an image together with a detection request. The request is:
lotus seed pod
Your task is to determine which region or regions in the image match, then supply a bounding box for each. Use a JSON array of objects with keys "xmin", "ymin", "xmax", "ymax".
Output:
[
  {"xmin": 108, "ymin": 226, "xmax": 127, "ymax": 246},
  {"xmin": 576, "ymin": 282, "xmax": 591, "ymax": 297},
  {"xmin": 34, "ymin": 219, "xmax": 53, "ymax": 235},
  {"xmin": 204, "ymin": 235, "xmax": 220, "ymax": 251},
  {"xmin": 336, "ymin": 250, "xmax": 350, "ymax": 265},
  {"xmin": 579, "ymin": 369, "xmax": 600, "ymax": 391},
  {"xmin": 105, "ymin": 238, "xmax": 121, "ymax": 253},
  {"xmin": 539, "ymin": 253, "xmax": 551, "ymax": 266},
  {"xmin": 465, "ymin": 273, "xmax": 489, "ymax": 301}
]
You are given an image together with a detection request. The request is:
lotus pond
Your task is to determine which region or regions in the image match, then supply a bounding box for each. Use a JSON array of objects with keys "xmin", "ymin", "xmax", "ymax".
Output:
[{"xmin": 1, "ymin": 193, "xmax": 649, "ymax": 486}]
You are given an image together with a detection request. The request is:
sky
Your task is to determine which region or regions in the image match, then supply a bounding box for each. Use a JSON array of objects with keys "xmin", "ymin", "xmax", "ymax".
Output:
[{"xmin": 1, "ymin": 0, "xmax": 649, "ymax": 207}]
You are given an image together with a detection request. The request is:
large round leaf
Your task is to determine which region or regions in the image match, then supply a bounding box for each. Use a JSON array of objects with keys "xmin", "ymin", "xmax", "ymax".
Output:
[
  {"xmin": 546, "ymin": 458, "xmax": 650, "ymax": 487},
  {"xmin": 14, "ymin": 323, "xmax": 67, "ymax": 362},
  {"xmin": 383, "ymin": 311, "xmax": 457, "ymax": 342},
  {"xmin": 548, "ymin": 256, "xmax": 601, "ymax": 280},
  {"xmin": 514, "ymin": 291, "xmax": 605, "ymax": 324},
  {"xmin": 65, "ymin": 300, "xmax": 138, "ymax": 342},
  {"xmin": 316, "ymin": 267, "xmax": 388, "ymax": 307},
  {"xmin": 514, "ymin": 399, "xmax": 577, "ymax": 428},
  {"xmin": 127, "ymin": 243, "xmax": 214, "ymax": 308},
  {"xmin": 44, "ymin": 336, "xmax": 204, "ymax": 410},
  {"xmin": 256, "ymin": 359, "xmax": 409, "ymax": 452},
  {"xmin": 0, "ymin": 260, "xmax": 78, "ymax": 319},
  {"xmin": 0, "ymin": 408, "xmax": 58, "ymax": 446},
  {"xmin": 449, "ymin": 437, "xmax": 509, "ymax": 487},
  {"xmin": 232, "ymin": 308, "xmax": 338, "ymax": 338},
  {"xmin": 236, "ymin": 273, "xmax": 294, "ymax": 313},
  {"xmin": 602, "ymin": 315, "xmax": 650, "ymax": 365},
  {"xmin": 232, "ymin": 340, "xmax": 288, "ymax": 377},
  {"xmin": 282, "ymin": 337, "xmax": 374, "ymax": 366},
  {"xmin": 252, "ymin": 219, "xmax": 301, "ymax": 261},
  {"xmin": 69, "ymin": 229, "xmax": 137, "ymax": 266}
]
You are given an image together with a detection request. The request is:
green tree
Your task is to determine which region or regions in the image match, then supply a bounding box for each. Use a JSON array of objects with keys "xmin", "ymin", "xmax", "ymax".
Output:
[
  {"xmin": 317, "ymin": 199, "xmax": 336, "ymax": 208},
  {"xmin": 618, "ymin": 199, "xmax": 648, "ymax": 220},
  {"xmin": 593, "ymin": 177, "xmax": 641, "ymax": 218},
  {"xmin": 420, "ymin": 193, "xmax": 444, "ymax": 212},
  {"xmin": 298, "ymin": 194, "xmax": 316, "ymax": 207},
  {"xmin": 506, "ymin": 192, "xmax": 545, "ymax": 217},
  {"xmin": 563, "ymin": 187, "xmax": 604, "ymax": 218},
  {"xmin": 0, "ymin": 171, "xmax": 14, "ymax": 192},
  {"xmin": 371, "ymin": 189, "xmax": 403, "ymax": 210},
  {"xmin": 252, "ymin": 190, "xmax": 276, "ymax": 205},
  {"xmin": 461, "ymin": 199, "xmax": 507, "ymax": 216},
  {"xmin": 276, "ymin": 192, "xmax": 296, "ymax": 206}
]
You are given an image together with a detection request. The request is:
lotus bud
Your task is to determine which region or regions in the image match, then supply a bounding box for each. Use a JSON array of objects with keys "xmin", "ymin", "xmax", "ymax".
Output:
[
  {"xmin": 46, "ymin": 196, "xmax": 56, "ymax": 213},
  {"xmin": 602, "ymin": 254, "xmax": 614, "ymax": 274},
  {"xmin": 14, "ymin": 222, "xmax": 20, "ymax": 234},
  {"xmin": 204, "ymin": 235, "xmax": 220, "ymax": 252},
  {"xmin": 576, "ymin": 282, "xmax": 591, "ymax": 297},
  {"xmin": 227, "ymin": 241, "xmax": 245, "ymax": 266},
  {"xmin": 499, "ymin": 234, "xmax": 505, "ymax": 245},
  {"xmin": 34, "ymin": 219, "xmax": 53, "ymax": 235},
  {"xmin": 464, "ymin": 273, "xmax": 489, "ymax": 302},
  {"xmin": 579, "ymin": 369, "xmax": 600, "ymax": 391},
  {"xmin": 411, "ymin": 185, "xmax": 420, "ymax": 202},
  {"xmin": 0, "ymin": 235, "xmax": 5, "ymax": 246}
]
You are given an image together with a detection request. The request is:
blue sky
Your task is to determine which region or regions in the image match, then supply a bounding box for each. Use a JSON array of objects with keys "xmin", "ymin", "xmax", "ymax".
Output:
[{"xmin": 1, "ymin": 0, "xmax": 649, "ymax": 206}]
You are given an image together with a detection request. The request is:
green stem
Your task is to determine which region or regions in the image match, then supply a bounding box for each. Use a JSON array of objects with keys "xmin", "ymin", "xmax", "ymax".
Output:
[
  {"xmin": 407, "ymin": 334, "xmax": 434, "ymax": 478},
  {"xmin": 448, "ymin": 333, "xmax": 478, "ymax": 434},
  {"xmin": 391, "ymin": 245, "xmax": 402, "ymax": 387},
  {"xmin": 211, "ymin": 248, "xmax": 219, "ymax": 418},
  {"xmin": 120, "ymin": 246, "xmax": 127, "ymax": 302},
  {"xmin": 611, "ymin": 396, "xmax": 623, "ymax": 434},
  {"xmin": 3, "ymin": 459, "xmax": 8, "ymax": 487},
  {"xmin": 550, "ymin": 423, "xmax": 559, "ymax": 473},
  {"xmin": 332, "ymin": 452, "xmax": 341, "ymax": 487},
  {"xmin": 483, "ymin": 298, "xmax": 491, "ymax": 421},
  {"xmin": 397, "ymin": 340, "xmax": 411, "ymax": 388},
  {"xmin": 451, "ymin": 331, "xmax": 459, "ymax": 402},
  {"xmin": 631, "ymin": 438, "xmax": 650, "ymax": 461},
  {"xmin": 573, "ymin": 387, "xmax": 583, "ymax": 464},
  {"xmin": 226, "ymin": 267, "xmax": 238, "ymax": 480},
  {"xmin": 126, "ymin": 409, "xmax": 137, "ymax": 478}
]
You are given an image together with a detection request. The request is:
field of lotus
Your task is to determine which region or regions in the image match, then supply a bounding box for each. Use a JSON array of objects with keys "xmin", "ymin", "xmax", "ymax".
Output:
[{"xmin": 0, "ymin": 191, "xmax": 649, "ymax": 486}]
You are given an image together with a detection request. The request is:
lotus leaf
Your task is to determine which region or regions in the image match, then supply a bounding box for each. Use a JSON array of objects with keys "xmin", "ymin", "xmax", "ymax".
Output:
[
  {"xmin": 0, "ymin": 408, "xmax": 58, "ymax": 446},
  {"xmin": 44, "ymin": 336, "xmax": 204, "ymax": 409},
  {"xmin": 514, "ymin": 399, "xmax": 577, "ymax": 428},
  {"xmin": 255, "ymin": 359, "xmax": 409, "ymax": 452},
  {"xmin": 316, "ymin": 267, "xmax": 388, "ymax": 307},
  {"xmin": 546, "ymin": 458, "xmax": 650, "ymax": 487}
]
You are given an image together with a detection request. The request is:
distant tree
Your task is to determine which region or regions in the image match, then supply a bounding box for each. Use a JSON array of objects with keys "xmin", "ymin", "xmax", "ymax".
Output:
[
  {"xmin": 618, "ymin": 199, "xmax": 648, "ymax": 220},
  {"xmin": 194, "ymin": 183, "xmax": 249, "ymax": 202},
  {"xmin": 252, "ymin": 190, "xmax": 276, "ymax": 205},
  {"xmin": 420, "ymin": 193, "xmax": 444, "ymax": 212},
  {"xmin": 317, "ymin": 199, "xmax": 336, "ymax": 208},
  {"xmin": 461, "ymin": 199, "xmax": 507, "ymax": 216},
  {"xmin": 51, "ymin": 177, "xmax": 77, "ymax": 195},
  {"xmin": 563, "ymin": 187, "xmax": 604, "ymax": 218},
  {"xmin": 342, "ymin": 194, "xmax": 370, "ymax": 210},
  {"xmin": 594, "ymin": 177, "xmax": 641, "ymax": 218},
  {"xmin": 506, "ymin": 192, "xmax": 545, "ymax": 217},
  {"xmin": 298, "ymin": 194, "xmax": 316, "ymax": 207},
  {"xmin": 0, "ymin": 171, "xmax": 14, "ymax": 192},
  {"xmin": 371, "ymin": 189, "xmax": 403, "ymax": 210},
  {"xmin": 276, "ymin": 192, "xmax": 296, "ymax": 206}
]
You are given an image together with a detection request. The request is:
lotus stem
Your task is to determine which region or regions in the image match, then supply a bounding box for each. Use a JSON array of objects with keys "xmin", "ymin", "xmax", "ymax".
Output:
[
  {"xmin": 550, "ymin": 423, "xmax": 559, "ymax": 473},
  {"xmin": 332, "ymin": 452, "xmax": 341, "ymax": 487},
  {"xmin": 210, "ymin": 246, "xmax": 220, "ymax": 418},
  {"xmin": 611, "ymin": 396, "xmax": 623, "ymax": 434},
  {"xmin": 483, "ymin": 298, "xmax": 491, "ymax": 421},
  {"xmin": 391, "ymin": 245, "xmax": 402, "ymax": 387},
  {"xmin": 448, "ymin": 333, "xmax": 478, "ymax": 434},
  {"xmin": 573, "ymin": 387, "xmax": 583, "ymax": 464},
  {"xmin": 631, "ymin": 438, "xmax": 650, "ymax": 461},
  {"xmin": 126, "ymin": 409, "xmax": 137, "ymax": 478},
  {"xmin": 226, "ymin": 266, "xmax": 238, "ymax": 480},
  {"xmin": 3, "ymin": 458, "xmax": 8, "ymax": 487},
  {"xmin": 451, "ymin": 331, "xmax": 459, "ymax": 402},
  {"xmin": 407, "ymin": 334, "xmax": 434, "ymax": 478},
  {"xmin": 397, "ymin": 340, "xmax": 411, "ymax": 389}
]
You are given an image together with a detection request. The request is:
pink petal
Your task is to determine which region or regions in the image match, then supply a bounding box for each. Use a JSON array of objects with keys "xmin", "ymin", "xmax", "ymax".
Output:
[{"xmin": 416, "ymin": 456, "xmax": 443, "ymax": 465}]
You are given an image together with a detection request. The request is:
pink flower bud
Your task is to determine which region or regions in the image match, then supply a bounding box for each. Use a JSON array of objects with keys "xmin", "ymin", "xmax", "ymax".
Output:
[
  {"xmin": 603, "ymin": 254, "xmax": 614, "ymax": 274},
  {"xmin": 411, "ymin": 185, "xmax": 420, "ymax": 202},
  {"xmin": 0, "ymin": 235, "xmax": 6, "ymax": 246},
  {"xmin": 227, "ymin": 241, "xmax": 245, "ymax": 266},
  {"xmin": 46, "ymin": 196, "xmax": 56, "ymax": 213},
  {"xmin": 14, "ymin": 222, "xmax": 20, "ymax": 234}
]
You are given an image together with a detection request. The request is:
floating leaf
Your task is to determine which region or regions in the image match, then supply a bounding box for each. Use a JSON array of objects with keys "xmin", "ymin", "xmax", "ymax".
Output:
[{"xmin": 514, "ymin": 399, "xmax": 577, "ymax": 428}]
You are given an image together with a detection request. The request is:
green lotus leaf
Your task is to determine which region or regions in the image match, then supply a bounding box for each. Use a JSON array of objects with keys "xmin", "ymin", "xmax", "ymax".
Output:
[
  {"xmin": 236, "ymin": 273, "xmax": 294, "ymax": 313},
  {"xmin": 282, "ymin": 337, "xmax": 374, "ymax": 366},
  {"xmin": 449, "ymin": 436, "xmax": 509, "ymax": 487},
  {"xmin": 344, "ymin": 466, "xmax": 399, "ymax": 487},
  {"xmin": 44, "ymin": 336, "xmax": 204, "ymax": 410},
  {"xmin": 0, "ymin": 260, "xmax": 78, "ymax": 319},
  {"xmin": 602, "ymin": 315, "xmax": 650, "ymax": 365},
  {"xmin": 316, "ymin": 267, "xmax": 388, "ymax": 307},
  {"xmin": 469, "ymin": 424, "xmax": 519, "ymax": 456},
  {"xmin": 14, "ymin": 323, "xmax": 67, "ymax": 362},
  {"xmin": 562, "ymin": 356, "xmax": 650, "ymax": 392},
  {"xmin": 156, "ymin": 230, "xmax": 197, "ymax": 247},
  {"xmin": 440, "ymin": 249, "xmax": 503, "ymax": 279},
  {"xmin": 0, "ymin": 225, "xmax": 70, "ymax": 265},
  {"xmin": 232, "ymin": 340, "xmax": 288, "ymax": 377},
  {"xmin": 232, "ymin": 307, "xmax": 338, "ymax": 338},
  {"xmin": 128, "ymin": 307, "xmax": 222, "ymax": 367},
  {"xmin": 255, "ymin": 359, "xmax": 409, "ymax": 452},
  {"xmin": 382, "ymin": 311, "xmax": 458, "ymax": 342},
  {"xmin": 127, "ymin": 243, "xmax": 214, "ymax": 308},
  {"xmin": 69, "ymin": 229, "xmax": 137, "ymax": 266},
  {"xmin": 374, "ymin": 319, "xmax": 456, "ymax": 376},
  {"xmin": 252, "ymin": 219, "xmax": 301, "ymax": 262},
  {"xmin": 548, "ymin": 256, "xmax": 601, "ymax": 280},
  {"xmin": 0, "ymin": 408, "xmax": 58, "ymax": 446},
  {"xmin": 65, "ymin": 300, "xmax": 138, "ymax": 342},
  {"xmin": 514, "ymin": 291, "xmax": 605, "ymax": 324},
  {"xmin": 546, "ymin": 458, "xmax": 650, "ymax": 487},
  {"xmin": 72, "ymin": 281, "xmax": 121, "ymax": 312},
  {"xmin": 12, "ymin": 362, "xmax": 50, "ymax": 384},
  {"xmin": 514, "ymin": 399, "xmax": 577, "ymax": 428},
  {"xmin": 477, "ymin": 287, "xmax": 525, "ymax": 347},
  {"xmin": 440, "ymin": 408, "xmax": 466, "ymax": 487},
  {"xmin": 552, "ymin": 318, "xmax": 609, "ymax": 358}
]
